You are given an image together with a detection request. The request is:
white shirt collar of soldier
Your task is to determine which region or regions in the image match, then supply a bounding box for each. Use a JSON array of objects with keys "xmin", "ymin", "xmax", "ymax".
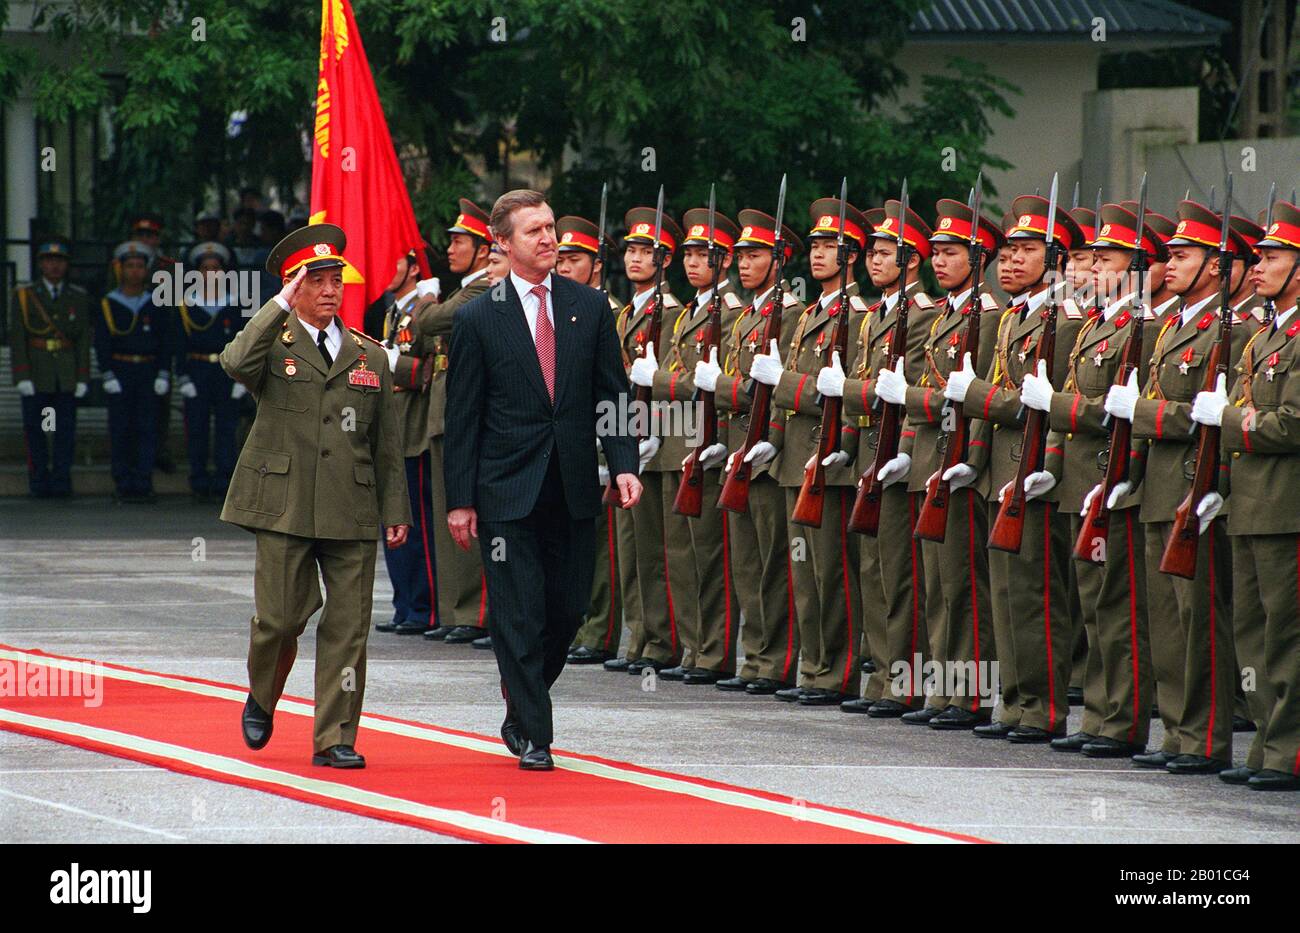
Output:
[
  {"xmin": 1274, "ymin": 304, "xmax": 1297, "ymax": 332},
  {"xmin": 510, "ymin": 271, "xmax": 554, "ymax": 346},
  {"xmin": 461, "ymin": 267, "xmax": 489, "ymax": 289},
  {"xmin": 394, "ymin": 289, "xmax": 417, "ymax": 313},
  {"xmin": 694, "ymin": 287, "xmax": 714, "ymax": 310},
  {"xmin": 1024, "ymin": 286, "xmax": 1051, "ymax": 317},
  {"xmin": 883, "ymin": 290, "xmax": 899, "ymax": 313},
  {"xmin": 1103, "ymin": 292, "xmax": 1137, "ymax": 322},
  {"xmin": 819, "ymin": 287, "xmax": 843, "ymax": 310},
  {"xmin": 751, "ymin": 284, "xmax": 775, "ymax": 312},
  {"xmin": 1153, "ymin": 294, "xmax": 1179, "ymax": 318},
  {"xmin": 949, "ymin": 287, "xmax": 972, "ymax": 311},
  {"xmin": 43, "ymin": 278, "xmax": 62, "ymax": 299},
  {"xmin": 296, "ymin": 314, "xmax": 342, "ymax": 360},
  {"xmin": 1180, "ymin": 292, "xmax": 1216, "ymax": 328},
  {"xmin": 1010, "ymin": 292, "xmax": 1029, "ymax": 307},
  {"xmin": 631, "ymin": 287, "xmax": 655, "ymax": 314}
]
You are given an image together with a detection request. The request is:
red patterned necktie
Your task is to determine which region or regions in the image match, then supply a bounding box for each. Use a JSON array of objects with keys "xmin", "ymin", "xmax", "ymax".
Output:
[{"xmin": 531, "ymin": 284, "xmax": 555, "ymax": 402}]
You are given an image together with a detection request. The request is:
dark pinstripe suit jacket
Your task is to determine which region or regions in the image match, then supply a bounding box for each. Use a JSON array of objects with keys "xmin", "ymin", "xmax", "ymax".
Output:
[{"xmin": 443, "ymin": 273, "xmax": 638, "ymax": 522}]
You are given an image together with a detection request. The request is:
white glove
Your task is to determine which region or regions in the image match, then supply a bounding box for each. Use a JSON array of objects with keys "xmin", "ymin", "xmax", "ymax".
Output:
[
  {"xmin": 1196, "ymin": 492, "xmax": 1223, "ymax": 534},
  {"xmin": 102, "ymin": 375, "xmax": 123, "ymax": 395},
  {"xmin": 1020, "ymin": 359, "xmax": 1054, "ymax": 412},
  {"xmin": 687, "ymin": 443, "xmax": 727, "ymax": 471},
  {"xmin": 630, "ymin": 341, "xmax": 658, "ymax": 388},
  {"xmin": 178, "ymin": 377, "xmax": 198, "ymax": 399},
  {"xmin": 997, "ymin": 480, "xmax": 1013, "ymax": 504},
  {"xmin": 598, "ymin": 464, "xmax": 610, "ymax": 486},
  {"xmin": 876, "ymin": 452, "xmax": 910, "ymax": 487},
  {"xmin": 815, "ymin": 350, "xmax": 845, "ymax": 399},
  {"xmin": 153, "ymin": 373, "xmax": 170, "ymax": 396},
  {"xmin": 231, "ymin": 382, "xmax": 248, "ymax": 400},
  {"xmin": 416, "ymin": 277, "xmax": 440, "ymax": 299},
  {"xmin": 743, "ymin": 440, "xmax": 776, "ymax": 466},
  {"xmin": 637, "ymin": 436, "xmax": 661, "ymax": 472},
  {"xmin": 749, "ymin": 339, "xmax": 783, "ymax": 386},
  {"xmin": 15, "ymin": 380, "xmax": 34, "ymax": 397},
  {"xmin": 1191, "ymin": 374, "xmax": 1228, "ymax": 427},
  {"xmin": 74, "ymin": 382, "xmax": 87, "ymax": 399},
  {"xmin": 694, "ymin": 347, "xmax": 721, "ymax": 392},
  {"xmin": 1105, "ymin": 481, "xmax": 1133, "ymax": 511},
  {"xmin": 1082, "ymin": 483, "xmax": 1102, "ymax": 512},
  {"xmin": 1024, "ymin": 470, "xmax": 1056, "ymax": 501},
  {"xmin": 807, "ymin": 450, "xmax": 849, "ymax": 470},
  {"xmin": 1104, "ymin": 370, "xmax": 1139, "ymax": 422},
  {"xmin": 942, "ymin": 462, "xmax": 977, "ymax": 490},
  {"xmin": 874, "ymin": 357, "xmax": 907, "ymax": 405},
  {"xmin": 943, "ymin": 352, "xmax": 976, "ymax": 403},
  {"xmin": 384, "ymin": 345, "xmax": 401, "ymax": 373}
]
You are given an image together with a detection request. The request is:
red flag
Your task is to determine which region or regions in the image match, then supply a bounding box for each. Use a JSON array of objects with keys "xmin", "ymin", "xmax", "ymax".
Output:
[{"xmin": 311, "ymin": 0, "xmax": 429, "ymax": 328}]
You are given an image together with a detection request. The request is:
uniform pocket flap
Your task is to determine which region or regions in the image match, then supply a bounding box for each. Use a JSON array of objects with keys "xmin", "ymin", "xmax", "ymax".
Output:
[
  {"xmin": 241, "ymin": 448, "xmax": 291, "ymax": 475},
  {"xmin": 354, "ymin": 463, "xmax": 376, "ymax": 486}
]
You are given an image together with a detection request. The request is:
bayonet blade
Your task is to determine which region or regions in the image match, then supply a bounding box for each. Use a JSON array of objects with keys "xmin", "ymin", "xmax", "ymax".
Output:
[
  {"xmin": 897, "ymin": 178, "xmax": 909, "ymax": 250},
  {"xmin": 1218, "ymin": 174, "xmax": 1233, "ymax": 254},
  {"xmin": 1071, "ymin": 180, "xmax": 1080, "ymax": 211},
  {"xmin": 774, "ymin": 174, "xmax": 787, "ymax": 233},
  {"xmin": 1265, "ymin": 182, "xmax": 1277, "ymax": 231},
  {"xmin": 1209, "ymin": 185, "xmax": 1217, "ymax": 211},
  {"xmin": 1044, "ymin": 173, "xmax": 1059, "ymax": 249},
  {"xmin": 1094, "ymin": 187, "xmax": 1103, "ymax": 238},
  {"xmin": 1133, "ymin": 173, "xmax": 1148, "ymax": 251},
  {"xmin": 652, "ymin": 184, "xmax": 665, "ymax": 253},
  {"xmin": 707, "ymin": 183, "xmax": 717, "ymax": 251},
  {"xmin": 597, "ymin": 182, "xmax": 608, "ymax": 251},
  {"xmin": 836, "ymin": 176, "xmax": 848, "ymax": 248},
  {"xmin": 969, "ymin": 173, "xmax": 983, "ymax": 246}
]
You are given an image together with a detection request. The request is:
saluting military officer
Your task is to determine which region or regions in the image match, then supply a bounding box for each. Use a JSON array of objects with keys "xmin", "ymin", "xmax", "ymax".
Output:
[
  {"xmin": 1194, "ymin": 199, "xmax": 1300, "ymax": 790},
  {"xmin": 708, "ymin": 210, "xmax": 804, "ymax": 694},
  {"xmin": 1106, "ymin": 199, "xmax": 1255, "ymax": 774},
  {"xmin": 878, "ymin": 198, "xmax": 1004, "ymax": 728},
  {"xmin": 749, "ymin": 196, "xmax": 868, "ymax": 707},
  {"xmin": 606, "ymin": 207, "xmax": 685, "ymax": 676},
  {"xmin": 9, "ymin": 236, "xmax": 91, "ymax": 498},
  {"xmin": 223, "ymin": 223, "xmax": 410, "ymax": 769},
  {"xmin": 555, "ymin": 215, "xmax": 626, "ymax": 666},
  {"xmin": 632, "ymin": 208, "xmax": 744, "ymax": 684}
]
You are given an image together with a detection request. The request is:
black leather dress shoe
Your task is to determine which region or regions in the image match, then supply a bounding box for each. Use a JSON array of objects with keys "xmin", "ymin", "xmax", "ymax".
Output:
[
  {"xmin": 1049, "ymin": 731, "xmax": 1095, "ymax": 752},
  {"xmin": 799, "ymin": 689, "xmax": 852, "ymax": 706},
  {"xmin": 867, "ymin": 699, "xmax": 913, "ymax": 718},
  {"xmin": 424, "ymin": 625, "xmax": 450, "ymax": 640},
  {"xmin": 929, "ymin": 706, "xmax": 991, "ymax": 730},
  {"xmin": 658, "ymin": 665, "xmax": 687, "ymax": 681},
  {"xmin": 1232, "ymin": 715, "xmax": 1257, "ymax": 733},
  {"xmin": 471, "ymin": 634, "xmax": 493, "ymax": 649},
  {"xmin": 241, "ymin": 695, "xmax": 273, "ymax": 750},
  {"xmin": 715, "ymin": 676, "xmax": 751, "ymax": 692},
  {"xmin": 774, "ymin": 686, "xmax": 807, "ymax": 703},
  {"xmin": 1067, "ymin": 686, "xmax": 1084, "ymax": 707},
  {"xmin": 1081, "ymin": 737, "xmax": 1145, "ymax": 758},
  {"xmin": 443, "ymin": 625, "xmax": 485, "ymax": 644},
  {"xmin": 500, "ymin": 713, "xmax": 526, "ymax": 757},
  {"xmin": 519, "ymin": 741, "xmax": 554, "ymax": 771},
  {"xmin": 745, "ymin": 678, "xmax": 788, "ymax": 696},
  {"xmin": 860, "ymin": 658, "xmax": 876, "ymax": 674},
  {"xmin": 393, "ymin": 619, "xmax": 431, "ymax": 635},
  {"xmin": 1246, "ymin": 769, "xmax": 1300, "ymax": 791},
  {"xmin": 1165, "ymin": 754, "xmax": 1227, "ymax": 775},
  {"xmin": 1132, "ymin": 750, "xmax": 1177, "ymax": 768},
  {"xmin": 840, "ymin": 697, "xmax": 875, "ymax": 714},
  {"xmin": 603, "ymin": 656, "xmax": 633, "ymax": 672},
  {"xmin": 1218, "ymin": 766, "xmax": 1257, "ymax": 786},
  {"xmin": 1007, "ymin": 725, "xmax": 1063, "ymax": 744},
  {"xmin": 312, "ymin": 745, "xmax": 365, "ymax": 768},
  {"xmin": 683, "ymin": 668, "xmax": 723, "ymax": 685},
  {"xmin": 901, "ymin": 706, "xmax": 943, "ymax": 725},
  {"xmin": 375, "ymin": 619, "xmax": 400, "ymax": 632},
  {"xmin": 568, "ymin": 646, "xmax": 614, "ymax": 665},
  {"xmin": 974, "ymin": 720, "xmax": 1017, "ymax": 739},
  {"xmin": 628, "ymin": 658, "xmax": 672, "ymax": 675}
]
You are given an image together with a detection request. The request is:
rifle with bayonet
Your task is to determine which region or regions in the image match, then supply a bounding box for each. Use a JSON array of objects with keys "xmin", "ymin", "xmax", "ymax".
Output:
[{"xmin": 596, "ymin": 182, "xmax": 609, "ymax": 294}]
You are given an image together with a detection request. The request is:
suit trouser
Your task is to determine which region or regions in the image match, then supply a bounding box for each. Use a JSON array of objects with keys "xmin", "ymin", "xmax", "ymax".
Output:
[
  {"xmin": 864, "ymin": 488, "xmax": 929, "ymax": 706},
  {"xmin": 572, "ymin": 501, "xmax": 622, "ymax": 652},
  {"xmin": 1232, "ymin": 533, "xmax": 1300, "ymax": 775},
  {"xmin": 661, "ymin": 471, "xmax": 704, "ymax": 668},
  {"xmin": 429, "ymin": 435, "xmax": 487, "ymax": 629},
  {"xmin": 680, "ymin": 469, "xmax": 740, "ymax": 673},
  {"xmin": 106, "ymin": 370, "xmax": 158, "ymax": 494},
  {"xmin": 918, "ymin": 488, "xmax": 993, "ymax": 713},
  {"xmin": 1148, "ymin": 518, "xmax": 1236, "ymax": 762},
  {"xmin": 624, "ymin": 470, "xmax": 681, "ymax": 664},
  {"xmin": 786, "ymin": 486, "xmax": 860, "ymax": 694},
  {"xmin": 381, "ymin": 450, "xmax": 437, "ymax": 627},
  {"xmin": 20, "ymin": 392, "xmax": 76, "ymax": 494},
  {"xmin": 479, "ymin": 456, "xmax": 595, "ymax": 747},
  {"xmin": 249, "ymin": 531, "xmax": 377, "ymax": 752},
  {"xmin": 1144, "ymin": 524, "xmax": 1185, "ymax": 754},
  {"xmin": 730, "ymin": 474, "xmax": 797, "ymax": 684}
]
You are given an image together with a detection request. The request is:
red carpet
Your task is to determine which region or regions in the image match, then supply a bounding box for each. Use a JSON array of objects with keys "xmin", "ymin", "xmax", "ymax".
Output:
[{"xmin": 0, "ymin": 644, "xmax": 984, "ymax": 844}]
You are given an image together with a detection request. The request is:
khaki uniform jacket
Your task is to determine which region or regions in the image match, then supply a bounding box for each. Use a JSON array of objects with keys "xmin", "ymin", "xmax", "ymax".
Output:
[
  {"xmin": 220, "ymin": 299, "xmax": 411, "ymax": 539},
  {"xmin": 617, "ymin": 286, "xmax": 682, "ymax": 472},
  {"xmin": 8, "ymin": 282, "xmax": 92, "ymax": 393},
  {"xmin": 408, "ymin": 271, "xmax": 492, "ymax": 440},
  {"xmin": 383, "ymin": 295, "xmax": 435, "ymax": 458}
]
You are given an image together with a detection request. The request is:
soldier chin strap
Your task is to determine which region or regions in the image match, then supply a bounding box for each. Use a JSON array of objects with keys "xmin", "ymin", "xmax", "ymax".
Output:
[{"xmin": 1175, "ymin": 246, "xmax": 1218, "ymax": 302}]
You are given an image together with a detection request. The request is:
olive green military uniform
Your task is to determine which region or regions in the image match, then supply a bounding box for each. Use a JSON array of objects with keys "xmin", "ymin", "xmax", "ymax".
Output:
[
  {"xmin": 386, "ymin": 295, "xmax": 436, "ymax": 459},
  {"xmin": 714, "ymin": 283, "xmax": 802, "ymax": 685},
  {"xmin": 221, "ymin": 299, "xmax": 410, "ymax": 752}
]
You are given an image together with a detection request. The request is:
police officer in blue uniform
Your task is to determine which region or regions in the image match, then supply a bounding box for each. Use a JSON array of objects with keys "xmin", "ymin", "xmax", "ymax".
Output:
[
  {"xmin": 95, "ymin": 241, "xmax": 175, "ymax": 502},
  {"xmin": 175, "ymin": 241, "xmax": 246, "ymax": 502}
]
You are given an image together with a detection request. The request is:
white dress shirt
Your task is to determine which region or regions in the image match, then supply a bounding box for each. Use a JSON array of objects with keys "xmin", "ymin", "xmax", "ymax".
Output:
[
  {"xmin": 510, "ymin": 271, "xmax": 555, "ymax": 346},
  {"xmin": 296, "ymin": 315, "xmax": 343, "ymax": 362},
  {"xmin": 751, "ymin": 284, "xmax": 776, "ymax": 311},
  {"xmin": 1179, "ymin": 293, "xmax": 1217, "ymax": 329},
  {"xmin": 1272, "ymin": 304, "xmax": 1297, "ymax": 333}
]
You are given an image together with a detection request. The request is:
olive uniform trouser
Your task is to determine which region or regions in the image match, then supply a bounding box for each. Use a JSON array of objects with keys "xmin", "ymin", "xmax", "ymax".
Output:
[
  {"xmin": 730, "ymin": 475, "xmax": 798, "ymax": 685},
  {"xmin": 862, "ymin": 487, "xmax": 930, "ymax": 707},
  {"xmin": 571, "ymin": 502, "xmax": 622, "ymax": 653},
  {"xmin": 625, "ymin": 470, "xmax": 681, "ymax": 664},
  {"xmin": 785, "ymin": 486, "xmax": 860, "ymax": 695},
  {"xmin": 248, "ymin": 531, "xmax": 377, "ymax": 752},
  {"xmin": 429, "ymin": 436, "xmax": 487, "ymax": 629},
  {"xmin": 1072, "ymin": 508, "xmax": 1152, "ymax": 746},
  {"xmin": 681, "ymin": 469, "xmax": 740, "ymax": 673},
  {"xmin": 662, "ymin": 471, "xmax": 703, "ymax": 669},
  {"xmin": 1144, "ymin": 524, "xmax": 1185, "ymax": 755}
]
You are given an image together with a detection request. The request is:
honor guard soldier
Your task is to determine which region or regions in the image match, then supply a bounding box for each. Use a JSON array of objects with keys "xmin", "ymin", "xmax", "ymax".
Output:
[
  {"xmin": 1106, "ymin": 199, "xmax": 1255, "ymax": 774},
  {"xmin": 9, "ymin": 236, "xmax": 90, "ymax": 497},
  {"xmin": 749, "ymin": 196, "xmax": 868, "ymax": 707},
  {"xmin": 1229, "ymin": 215, "xmax": 1267, "ymax": 325},
  {"xmin": 708, "ymin": 210, "xmax": 803, "ymax": 694},
  {"xmin": 631, "ymin": 207, "xmax": 744, "ymax": 684},
  {"xmin": 223, "ymin": 223, "xmax": 410, "ymax": 768},
  {"xmin": 554, "ymin": 215, "xmax": 625, "ymax": 665},
  {"xmin": 417, "ymin": 199, "xmax": 494, "ymax": 644},
  {"xmin": 822, "ymin": 200, "xmax": 939, "ymax": 716},
  {"xmin": 175, "ymin": 241, "xmax": 246, "ymax": 502},
  {"xmin": 955, "ymin": 195, "xmax": 1086, "ymax": 742},
  {"xmin": 1197, "ymin": 200, "xmax": 1300, "ymax": 790},
  {"xmin": 95, "ymin": 241, "xmax": 175, "ymax": 502},
  {"xmin": 878, "ymin": 198, "xmax": 1004, "ymax": 728},
  {"xmin": 604, "ymin": 206, "xmax": 684, "ymax": 675}
]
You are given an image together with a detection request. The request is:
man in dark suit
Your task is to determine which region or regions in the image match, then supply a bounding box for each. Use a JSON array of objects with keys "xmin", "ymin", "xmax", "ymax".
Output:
[{"xmin": 443, "ymin": 189, "xmax": 642, "ymax": 770}]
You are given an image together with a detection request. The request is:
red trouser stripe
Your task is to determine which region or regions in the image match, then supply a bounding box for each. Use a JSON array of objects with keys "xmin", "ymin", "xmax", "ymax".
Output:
[
  {"xmin": 722, "ymin": 509, "xmax": 734, "ymax": 663},
  {"xmin": 418, "ymin": 456, "xmax": 436, "ymax": 626},
  {"xmin": 1294, "ymin": 537, "xmax": 1300, "ymax": 774},
  {"xmin": 603, "ymin": 504, "xmax": 618, "ymax": 649},
  {"xmin": 839, "ymin": 489, "xmax": 855, "ymax": 693},
  {"xmin": 966, "ymin": 490, "xmax": 981, "ymax": 712},
  {"xmin": 663, "ymin": 539, "xmax": 679, "ymax": 651},
  {"xmin": 1206, "ymin": 526, "xmax": 1217, "ymax": 758},
  {"xmin": 1125, "ymin": 509, "xmax": 1140, "ymax": 743},
  {"xmin": 1042, "ymin": 501, "xmax": 1056, "ymax": 728},
  {"xmin": 782, "ymin": 550, "xmax": 796, "ymax": 681},
  {"xmin": 907, "ymin": 493, "xmax": 920, "ymax": 704}
]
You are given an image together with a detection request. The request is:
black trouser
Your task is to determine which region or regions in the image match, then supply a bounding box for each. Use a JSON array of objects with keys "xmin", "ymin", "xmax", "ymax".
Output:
[{"xmin": 479, "ymin": 453, "xmax": 596, "ymax": 747}]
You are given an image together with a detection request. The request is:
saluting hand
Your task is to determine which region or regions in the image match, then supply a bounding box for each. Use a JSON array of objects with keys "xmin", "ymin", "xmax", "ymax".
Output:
[
  {"xmin": 386, "ymin": 525, "xmax": 409, "ymax": 549},
  {"xmin": 277, "ymin": 265, "xmax": 308, "ymax": 309}
]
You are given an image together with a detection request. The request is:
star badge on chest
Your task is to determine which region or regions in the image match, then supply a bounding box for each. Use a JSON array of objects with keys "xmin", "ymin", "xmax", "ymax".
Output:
[
  {"xmin": 946, "ymin": 345, "xmax": 958, "ymax": 359},
  {"xmin": 1177, "ymin": 360, "xmax": 1191, "ymax": 376}
]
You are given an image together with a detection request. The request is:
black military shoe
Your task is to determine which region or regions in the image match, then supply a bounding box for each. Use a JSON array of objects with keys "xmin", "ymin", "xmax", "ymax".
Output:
[
  {"xmin": 241, "ymin": 695, "xmax": 273, "ymax": 750},
  {"xmin": 683, "ymin": 668, "xmax": 723, "ymax": 685},
  {"xmin": 312, "ymin": 745, "xmax": 365, "ymax": 768},
  {"xmin": 1165, "ymin": 754, "xmax": 1227, "ymax": 775},
  {"xmin": 1218, "ymin": 766, "xmax": 1257, "ymax": 786},
  {"xmin": 901, "ymin": 706, "xmax": 943, "ymax": 725},
  {"xmin": 424, "ymin": 625, "xmax": 451, "ymax": 641},
  {"xmin": 471, "ymin": 634, "xmax": 493, "ymax": 649},
  {"xmin": 393, "ymin": 619, "xmax": 431, "ymax": 635},
  {"xmin": 774, "ymin": 686, "xmax": 807, "ymax": 703},
  {"xmin": 744, "ymin": 678, "xmax": 788, "ymax": 696},
  {"xmin": 603, "ymin": 656, "xmax": 633, "ymax": 672},
  {"xmin": 628, "ymin": 658, "xmax": 672, "ymax": 675},
  {"xmin": 974, "ymin": 720, "xmax": 1017, "ymax": 739},
  {"xmin": 1081, "ymin": 737, "xmax": 1145, "ymax": 758},
  {"xmin": 1007, "ymin": 725, "xmax": 1062, "ymax": 744},
  {"xmin": 867, "ymin": 699, "xmax": 913, "ymax": 718},
  {"xmin": 799, "ymin": 689, "xmax": 852, "ymax": 707},
  {"xmin": 929, "ymin": 706, "xmax": 991, "ymax": 730},
  {"xmin": 1246, "ymin": 769, "xmax": 1300, "ymax": 791},
  {"xmin": 1132, "ymin": 750, "xmax": 1177, "ymax": 769},
  {"xmin": 860, "ymin": 658, "xmax": 876, "ymax": 674},
  {"xmin": 1049, "ymin": 731, "xmax": 1095, "ymax": 752},
  {"xmin": 840, "ymin": 697, "xmax": 875, "ymax": 714},
  {"xmin": 568, "ymin": 646, "xmax": 614, "ymax": 665},
  {"xmin": 715, "ymin": 676, "xmax": 751, "ymax": 692},
  {"xmin": 519, "ymin": 741, "xmax": 554, "ymax": 771},
  {"xmin": 1232, "ymin": 715, "xmax": 1257, "ymax": 733},
  {"xmin": 443, "ymin": 625, "xmax": 485, "ymax": 644},
  {"xmin": 658, "ymin": 665, "xmax": 687, "ymax": 681},
  {"xmin": 375, "ymin": 618, "xmax": 400, "ymax": 632}
]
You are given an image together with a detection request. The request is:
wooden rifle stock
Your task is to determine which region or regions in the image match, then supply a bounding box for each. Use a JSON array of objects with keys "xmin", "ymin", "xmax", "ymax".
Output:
[
  {"xmin": 848, "ymin": 289, "xmax": 910, "ymax": 536},
  {"xmin": 791, "ymin": 291, "xmax": 852, "ymax": 528},
  {"xmin": 674, "ymin": 283, "xmax": 725, "ymax": 517},
  {"xmin": 604, "ymin": 283, "xmax": 667, "ymax": 507},
  {"xmin": 719, "ymin": 288, "xmax": 786, "ymax": 514}
]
